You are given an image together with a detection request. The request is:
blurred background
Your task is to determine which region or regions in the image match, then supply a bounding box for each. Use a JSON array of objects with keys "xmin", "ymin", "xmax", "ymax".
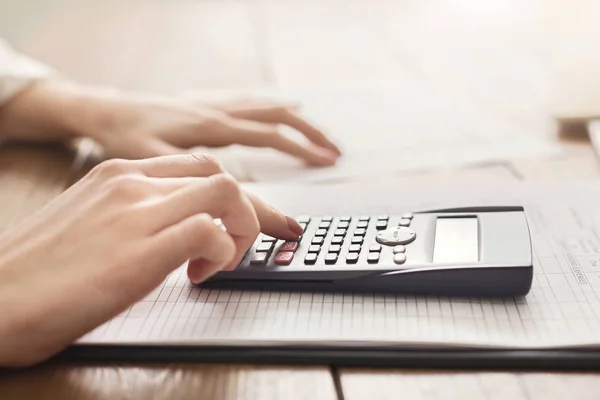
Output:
[{"xmin": 4, "ymin": 0, "xmax": 600, "ymax": 181}]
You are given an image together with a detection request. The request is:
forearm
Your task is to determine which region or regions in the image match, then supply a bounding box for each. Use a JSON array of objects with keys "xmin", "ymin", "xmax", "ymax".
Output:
[{"xmin": 0, "ymin": 80, "xmax": 110, "ymax": 142}]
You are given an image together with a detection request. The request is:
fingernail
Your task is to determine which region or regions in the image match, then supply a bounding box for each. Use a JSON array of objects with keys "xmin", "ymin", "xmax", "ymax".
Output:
[
  {"xmin": 285, "ymin": 215, "xmax": 304, "ymax": 236},
  {"xmin": 314, "ymin": 147, "xmax": 339, "ymax": 165}
]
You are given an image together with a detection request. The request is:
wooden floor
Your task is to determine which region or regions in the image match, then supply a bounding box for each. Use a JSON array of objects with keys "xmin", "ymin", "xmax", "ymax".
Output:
[{"xmin": 2, "ymin": 0, "xmax": 600, "ymax": 399}]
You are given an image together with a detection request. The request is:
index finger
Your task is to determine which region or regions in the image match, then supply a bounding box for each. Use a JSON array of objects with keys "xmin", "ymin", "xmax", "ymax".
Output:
[{"xmin": 223, "ymin": 105, "xmax": 342, "ymax": 156}]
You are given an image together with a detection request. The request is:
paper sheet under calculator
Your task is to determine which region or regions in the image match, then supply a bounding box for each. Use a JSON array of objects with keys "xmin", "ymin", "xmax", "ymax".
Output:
[{"xmin": 78, "ymin": 182, "xmax": 600, "ymax": 350}]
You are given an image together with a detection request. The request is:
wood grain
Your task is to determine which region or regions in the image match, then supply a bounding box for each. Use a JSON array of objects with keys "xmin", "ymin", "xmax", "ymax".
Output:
[
  {"xmin": 14, "ymin": 1, "xmax": 265, "ymax": 93},
  {"xmin": 0, "ymin": 142, "xmax": 75, "ymax": 231},
  {"xmin": 340, "ymin": 371, "xmax": 600, "ymax": 400},
  {"xmin": 0, "ymin": 363, "xmax": 337, "ymax": 400}
]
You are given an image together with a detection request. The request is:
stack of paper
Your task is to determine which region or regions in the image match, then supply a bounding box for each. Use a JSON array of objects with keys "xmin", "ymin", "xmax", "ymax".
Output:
[
  {"xmin": 186, "ymin": 85, "xmax": 561, "ymax": 182},
  {"xmin": 78, "ymin": 181, "xmax": 600, "ymax": 350}
]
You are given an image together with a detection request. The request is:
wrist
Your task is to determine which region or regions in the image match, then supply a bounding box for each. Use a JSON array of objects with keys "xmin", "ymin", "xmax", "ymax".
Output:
[{"xmin": 0, "ymin": 79, "xmax": 126, "ymax": 143}]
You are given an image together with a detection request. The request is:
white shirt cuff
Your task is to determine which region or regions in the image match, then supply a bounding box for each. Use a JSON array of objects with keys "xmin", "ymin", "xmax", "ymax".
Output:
[{"xmin": 0, "ymin": 39, "xmax": 55, "ymax": 106}]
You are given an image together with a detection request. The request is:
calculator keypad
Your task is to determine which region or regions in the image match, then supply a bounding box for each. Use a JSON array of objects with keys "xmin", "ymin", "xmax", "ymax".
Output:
[{"xmin": 242, "ymin": 214, "xmax": 419, "ymax": 270}]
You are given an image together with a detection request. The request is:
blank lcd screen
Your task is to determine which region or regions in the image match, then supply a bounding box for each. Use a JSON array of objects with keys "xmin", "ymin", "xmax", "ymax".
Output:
[{"xmin": 432, "ymin": 217, "xmax": 479, "ymax": 263}]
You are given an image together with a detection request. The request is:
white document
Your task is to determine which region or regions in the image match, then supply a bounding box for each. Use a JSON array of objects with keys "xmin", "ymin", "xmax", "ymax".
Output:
[
  {"xmin": 184, "ymin": 86, "xmax": 560, "ymax": 182},
  {"xmin": 78, "ymin": 181, "xmax": 600, "ymax": 350}
]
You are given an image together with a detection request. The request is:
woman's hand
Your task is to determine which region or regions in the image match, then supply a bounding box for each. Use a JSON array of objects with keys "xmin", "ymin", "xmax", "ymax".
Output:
[
  {"xmin": 0, "ymin": 153, "xmax": 303, "ymax": 367},
  {"xmin": 0, "ymin": 81, "xmax": 341, "ymax": 165}
]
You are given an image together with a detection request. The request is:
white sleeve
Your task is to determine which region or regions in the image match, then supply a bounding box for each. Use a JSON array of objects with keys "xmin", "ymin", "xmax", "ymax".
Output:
[{"xmin": 0, "ymin": 38, "xmax": 55, "ymax": 106}]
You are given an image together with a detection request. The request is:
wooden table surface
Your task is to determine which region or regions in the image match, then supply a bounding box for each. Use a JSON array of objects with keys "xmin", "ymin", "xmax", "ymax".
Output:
[{"xmin": 2, "ymin": 0, "xmax": 600, "ymax": 398}]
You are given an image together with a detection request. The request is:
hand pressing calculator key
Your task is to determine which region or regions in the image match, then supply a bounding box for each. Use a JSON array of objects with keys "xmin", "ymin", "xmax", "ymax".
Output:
[{"xmin": 199, "ymin": 206, "xmax": 533, "ymax": 297}]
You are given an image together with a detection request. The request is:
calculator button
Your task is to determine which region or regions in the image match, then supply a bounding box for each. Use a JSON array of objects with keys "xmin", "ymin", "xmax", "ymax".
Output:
[
  {"xmin": 393, "ymin": 245, "xmax": 406, "ymax": 254},
  {"xmin": 376, "ymin": 227, "xmax": 416, "ymax": 246},
  {"xmin": 357, "ymin": 221, "xmax": 369, "ymax": 229},
  {"xmin": 393, "ymin": 253, "xmax": 407, "ymax": 264},
  {"xmin": 319, "ymin": 222, "xmax": 331, "ymax": 229},
  {"xmin": 367, "ymin": 253, "xmax": 379, "ymax": 263},
  {"xmin": 346, "ymin": 253, "xmax": 359, "ymax": 263},
  {"xmin": 312, "ymin": 236, "xmax": 325, "ymax": 245},
  {"xmin": 275, "ymin": 252, "xmax": 294, "ymax": 265},
  {"xmin": 308, "ymin": 245, "xmax": 321, "ymax": 253},
  {"xmin": 304, "ymin": 253, "xmax": 318, "ymax": 264},
  {"xmin": 315, "ymin": 229, "xmax": 328, "ymax": 237},
  {"xmin": 402, "ymin": 213, "xmax": 413, "ymax": 220},
  {"xmin": 261, "ymin": 235, "xmax": 276, "ymax": 243},
  {"xmin": 398, "ymin": 219, "xmax": 411, "ymax": 227},
  {"xmin": 339, "ymin": 216, "xmax": 352, "ymax": 222},
  {"xmin": 348, "ymin": 244, "xmax": 362, "ymax": 252},
  {"xmin": 331, "ymin": 236, "xmax": 344, "ymax": 245},
  {"xmin": 351, "ymin": 236, "xmax": 364, "ymax": 244},
  {"xmin": 376, "ymin": 221, "xmax": 388, "ymax": 230},
  {"xmin": 299, "ymin": 223, "xmax": 308, "ymax": 232},
  {"xmin": 369, "ymin": 244, "xmax": 382, "ymax": 252},
  {"xmin": 354, "ymin": 228, "xmax": 366, "ymax": 236},
  {"xmin": 334, "ymin": 229, "xmax": 347, "ymax": 236},
  {"xmin": 377, "ymin": 215, "xmax": 389, "ymax": 221},
  {"xmin": 321, "ymin": 216, "xmax": 333, "ymax": 222},
  {"xmin": 358, "ymin": 216, "xmax": 370, "ymax": 221},
  {"xmin": 337, "ymin": 221, "xmax": 350, "ymax": 229},
  {"xmin": 297, "ymin": 216, "xmax": 311, "ymax": 223},
  {"xmin": 249, "ymin": 252, "xmax": 268, "ymax": 265},
  {"xmin": 329, "ymin": 244, "xmax": 342, "ymax": 253},
  {"xmin": 325, "ymin": 253, "xmax": 338, "ymax": 264},
  {"xmin": 256, "ymin": 242, "xmax": 274, "ymax": 252},
  {"xmin": 280, "ymin": 241, "xmax": 299, "ymax": 252}
]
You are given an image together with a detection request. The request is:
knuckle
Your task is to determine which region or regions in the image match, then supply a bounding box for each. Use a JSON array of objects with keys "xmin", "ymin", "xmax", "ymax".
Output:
[
  {"xmin": 196, "ymin": 110, "xmax": 228, "ymax": 129},
  {"xmin": 104, "ymin": 174, "xmax": 153, "ymax": 201},
  {"xmin": 189, "ymin": 153, "xmax": 223, "ymax": 173},
  {"xmin": 90, "ymin": 159, "xmax": 131, "ymax": 179},
  {"xmin": 210, "ymin": 173, "xmax": 241, "ymax": 199}
]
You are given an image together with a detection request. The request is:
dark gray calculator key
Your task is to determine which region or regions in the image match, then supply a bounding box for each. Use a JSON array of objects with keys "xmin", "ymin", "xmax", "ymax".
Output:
[
  {"xmin": 331, "ymin": 236, "xmax": 344, "ymax": 245},
  {"xmin": 329, "ymin": 244, "xmax": 342, "ymax": 253},
  {"xmin": 315, "ymin": 229, "xmax": 328, "ymax": 237},
  {"xmin": 249, "ymin": 252, "xmax": 269, "ymax": 265},
  {"xmin": 319, "ymin": 222, "xmax": 331, "ymax": 229},
  {"xmin": 312, "ymin": 236, "xmax": 325, "ymax": 245},
  {"xmin": 369, "ymin": 244, "xmax": 382, "ymax": 252},
  {"xmin": 261, "ymin": 235, "xmax": 277, "ymax": 242},
  {"xmin": 334, "ymin": 229, "xmax": 347, "ymax": 236},
  {"xmin": 358, "ymin": 216, "xmax": 370, "ymax": 221},
  {"xmin": 367, "ymin": 253, "xmax": 379, "ymax": 263},
  {"xmin": 304, "ymin": 253, "xmax": 318, "ymax": 265},
  {"xmin": 376, "ymin": 221, "xmax": 388, "ymax": 230},
  {"xmin": 351, "ymin": 236, "xmax": 363, "ymax": 244},
  {"xmin": 346, "ymin": 253, "xmax": 359, "ymax": 263},
  {"xmin": 337, "ymin": 221, "xmax": 350, "ymax": 229},
  {"xmin": 377, "ymin": 215, "xmax": 389, "ymax": 221},
  {"xmin": 325, "ymin": 253, "xmax": 338, "ymax": 264},
  {"xmin": 357, "ymin": 221, "xmax": 369, "ymax": 229},
  {"xmin": 348, "ymin": 244, "xmax": 361, "ymax": 252},
  {"xmin": 321, "ymin": 216, "xmax": 333, "ymax": 222},
  {"xmin": 398, "ymin": 219, "xmax": 411, "ymax": 227},
  {"xmin": 297, "ymin": 216, "xmax": 311, "ymax": 223},
  {"xmin": 339, "ymin": 216, "xmax": 352, "ymax": 222},
  {"xmin": 354, "ymin": 228, "xmax": 366, "ymax": 236},
  {"xmin": 256, "ymin": 242, "xmax": 274, "ymax": 252},
  {"xmin": 308, "ymin": 245, "xmax": 321, "ymax": 253}
]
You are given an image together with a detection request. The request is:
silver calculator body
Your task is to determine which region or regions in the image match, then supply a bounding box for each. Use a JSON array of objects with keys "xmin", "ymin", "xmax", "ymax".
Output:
[{"xmin": 200, "ymin": 206, "xmax": 533, "ymax": 297}]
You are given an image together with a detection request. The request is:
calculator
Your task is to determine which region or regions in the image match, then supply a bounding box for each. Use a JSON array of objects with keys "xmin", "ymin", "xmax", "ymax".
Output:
[{"xmin": 199, "ymin": 206, "xmax": 533, "ymax": 297}]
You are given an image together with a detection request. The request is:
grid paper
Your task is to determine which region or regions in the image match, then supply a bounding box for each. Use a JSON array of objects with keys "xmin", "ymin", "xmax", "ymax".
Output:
[{"xmin": 78, "ymin": 182, "xmax": 600, "ymax": 349}]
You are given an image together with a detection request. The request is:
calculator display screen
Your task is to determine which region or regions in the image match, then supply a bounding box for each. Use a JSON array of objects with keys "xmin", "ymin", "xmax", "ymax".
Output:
[{"xmin": 432, "ymin": 217, "xmax": 479, "ymax": 263}]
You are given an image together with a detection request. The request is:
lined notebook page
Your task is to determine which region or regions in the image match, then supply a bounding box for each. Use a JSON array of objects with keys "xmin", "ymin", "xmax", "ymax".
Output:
[{"xmin": 78, "ymin": 182, "xmax": 600, "ymax": 349}]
